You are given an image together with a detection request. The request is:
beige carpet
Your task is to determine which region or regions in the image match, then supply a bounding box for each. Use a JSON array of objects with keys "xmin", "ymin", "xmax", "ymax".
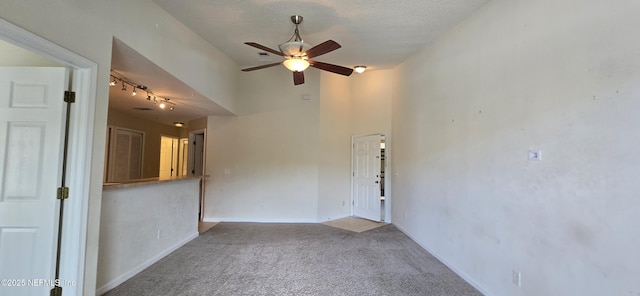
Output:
[
  {"xmin": 105, "ymin": 222, "xmax": 483, "ymax": 296},
  {"xmin": 322, "ymin": 216, "xmax": 386, "ymax": 233}
]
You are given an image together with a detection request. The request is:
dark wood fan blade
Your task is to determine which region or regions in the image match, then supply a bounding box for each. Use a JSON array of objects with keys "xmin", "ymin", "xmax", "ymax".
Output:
[
  {"xmin": 244, "ymin": 42, "xmax": 285, "ymax": 56},
  {"xmin": 293, "ymin": 71, "xmax": 305, "ymax": 85},
  {"xmin": 241, "ymin": 62, "xmax": 282, "ymax": 72},
  {"xmin": 305, "ymin": 40, "xmax": 341, "ymax": 58},
  {"xmin": 310, "ymin": 60, "xmax": 354, "ymax": 76}
]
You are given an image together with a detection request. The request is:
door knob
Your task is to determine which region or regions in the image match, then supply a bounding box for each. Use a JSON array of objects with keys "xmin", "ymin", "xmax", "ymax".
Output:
[{"xmin": 375, "ymin": 181, "xmax": 379, "ymax": 184}]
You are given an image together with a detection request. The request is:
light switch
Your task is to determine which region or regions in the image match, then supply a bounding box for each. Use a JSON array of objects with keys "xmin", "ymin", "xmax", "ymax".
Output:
[{"xmin": 528, "ymin": 150, "xmax": 542, "ymax": 161}]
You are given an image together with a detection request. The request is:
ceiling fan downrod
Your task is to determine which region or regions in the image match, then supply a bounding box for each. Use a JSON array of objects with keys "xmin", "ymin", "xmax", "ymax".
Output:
[{"xmin": 279, "ymin": 15, "xmax": 307, "ymax": 57}]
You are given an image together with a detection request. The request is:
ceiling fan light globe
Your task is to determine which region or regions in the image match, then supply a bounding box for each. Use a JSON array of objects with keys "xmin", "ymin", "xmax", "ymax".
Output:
[
  {"xmin": 283, "ymin": 58, "xmax": 310, "ymax": 72},
  {"xmin": 279, "ymin": 41, "xmax": 311, "ymax": 56}
]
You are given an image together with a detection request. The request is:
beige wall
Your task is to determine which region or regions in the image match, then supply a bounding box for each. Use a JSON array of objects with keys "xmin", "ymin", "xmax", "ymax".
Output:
[
  {"xmin": 317, "ymin": 72, "xmax": 352, "ymax": 221},
  {"xmin": 7, "ymin": 1, "xmax": 637, "ymax": 295},
  {"xmin": 205, "ymin": 68, "xmax": 395, "ymax": 223},
  {"xmin": 0, "ymin": 1, "xmax": 238, "ymax": 294},
  {"xmin": 391, "ymin": 0, "xmax": 640, "ymax": 295},
  {"xmin": 187, "ymin": 117, "xmax": 208, "ymax": 132},
  {"xmin": 106, "ymin": 108, "xmax": 181, "ymax": 178},
  {"xmin": 206, "ymin": 68, "xmax": 321, "ymax": 222},
  {"xmin": 98, "ymin": 179, "xmax": 200, "ymax": 293},
  {"xmin": 351, "ymin": 70, "xmax": 393, "ymax": 136}
]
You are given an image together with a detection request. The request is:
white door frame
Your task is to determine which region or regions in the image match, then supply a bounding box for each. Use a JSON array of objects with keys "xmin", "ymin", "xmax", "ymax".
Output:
[{"xmin": 0, "ymin": 18, "xmax": 97, "ymax": 295}]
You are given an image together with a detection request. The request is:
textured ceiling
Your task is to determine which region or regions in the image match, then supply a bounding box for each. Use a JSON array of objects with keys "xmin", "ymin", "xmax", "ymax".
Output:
[
  {"xmin": 110, "ymin": 0, "xmax": 489, "ymax": 126},
  {"xmin": 153, "ymin": 0, "xmax": 489, "ymax": 71}
]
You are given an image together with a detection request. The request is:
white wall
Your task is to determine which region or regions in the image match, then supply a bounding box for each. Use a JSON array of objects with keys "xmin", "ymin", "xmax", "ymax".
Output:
[
  {"xmin": 391, "ymin": 0, "xmax": 640, "ymax": 295},
  {"xmin": 205, "ymin": 68, "xmax": 396, "ymax": 223},
  {"xmin": 206, "ymin": 68, "xmax": 321, "ymax": 222},
  {"xmin": 0, "ymin": 1, "xmax": 237, "ymax": 294},
  {"xmin": 0, "ymin": 39, "xmax": 62, "ymax": 66},
  {"xmin": 317, "ymin": 72, "xmax": 352, "ymax": 221},
  {"xmin": 97, "ymin": 180, "xmax": 200, "ymax": 294}
]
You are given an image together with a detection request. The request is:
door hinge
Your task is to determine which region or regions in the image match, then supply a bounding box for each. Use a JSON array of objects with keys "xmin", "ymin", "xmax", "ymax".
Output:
[
  {"xmin": 64, "ymin": 91, "xmax": 76, "ymax": 103},
  {"xmin": 57, "ymin": 187, "xmax": 69, "ymax": 200},
  {"xmin": 50, "ymin": 286, "xmax": 62, "ymax": 296}
]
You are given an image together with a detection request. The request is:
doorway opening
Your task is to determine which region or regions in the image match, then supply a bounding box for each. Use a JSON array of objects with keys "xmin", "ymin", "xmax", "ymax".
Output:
[
  {"xmin": 188, "ymin": 130, "xmax": 205, "ymax": 177},
  {"xmin": 188, "ymin": 129, "xmax": 206, "ymax": 221},
  {"xmin": 351, "ymin": 134, "xmax": 387, "ymax": 222},
  {"xmin": 179, "ymin": 137, "xmax": 189, "ymax": 176},
  {"xmin": 159, "ymin": 135, "xmax": 179, "ymax": 178}
]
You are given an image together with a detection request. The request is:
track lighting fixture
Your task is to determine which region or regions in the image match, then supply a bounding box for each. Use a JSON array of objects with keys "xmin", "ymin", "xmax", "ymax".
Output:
[
  {"xmin": 110, "ymin": 71, "xmax": 176, "ymax": 112},
  {"xmin": 157, "ymin": 98, "xmax": 174, "ymax": 110}
]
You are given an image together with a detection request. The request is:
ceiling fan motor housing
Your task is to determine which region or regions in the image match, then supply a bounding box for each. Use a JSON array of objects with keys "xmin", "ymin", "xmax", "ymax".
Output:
[{"xmin": 291, "ymin": 15, "xmax": 303, "ymax": 25}]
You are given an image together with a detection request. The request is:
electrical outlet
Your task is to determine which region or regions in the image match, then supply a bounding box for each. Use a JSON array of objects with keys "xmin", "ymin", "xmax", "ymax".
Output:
[{"xmin": 512, "ymin": 270, "xmax": 521, "ymax": 287}]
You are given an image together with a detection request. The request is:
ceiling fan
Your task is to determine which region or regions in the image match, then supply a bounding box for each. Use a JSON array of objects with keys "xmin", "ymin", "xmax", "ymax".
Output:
[{"xmin": 241, "ymin": 15, "xmax": 354, "ymax": 85}]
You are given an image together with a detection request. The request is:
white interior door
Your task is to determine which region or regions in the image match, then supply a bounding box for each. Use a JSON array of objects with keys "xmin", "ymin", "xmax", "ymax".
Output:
[
  {"xmin": 179, "ymin": 138, "xmax": 188, "ymax": 176},
  {"xmin": 0, "ymin": 66, "xmax": 67, "ymax": 296},
  {"xmin": 352, "ymin": 134, "xmax": 382, "ymax": 222},
  {"xmin": 159, "ymin": 136, "xmax": 178, "ymax": 178}
]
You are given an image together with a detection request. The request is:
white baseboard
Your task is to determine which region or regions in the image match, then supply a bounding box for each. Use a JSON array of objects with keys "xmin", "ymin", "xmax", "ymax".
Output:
[
  {"xmin": 203, "ymin": 217, "xmax": 318, "ymax": 223},
  {"xmin": 95, "ymin": 232, "xmax": 199, "ymax": 295},
  {"xmin": 393, "ymin": 224, "xmax": 494, "ymax": 296}
]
